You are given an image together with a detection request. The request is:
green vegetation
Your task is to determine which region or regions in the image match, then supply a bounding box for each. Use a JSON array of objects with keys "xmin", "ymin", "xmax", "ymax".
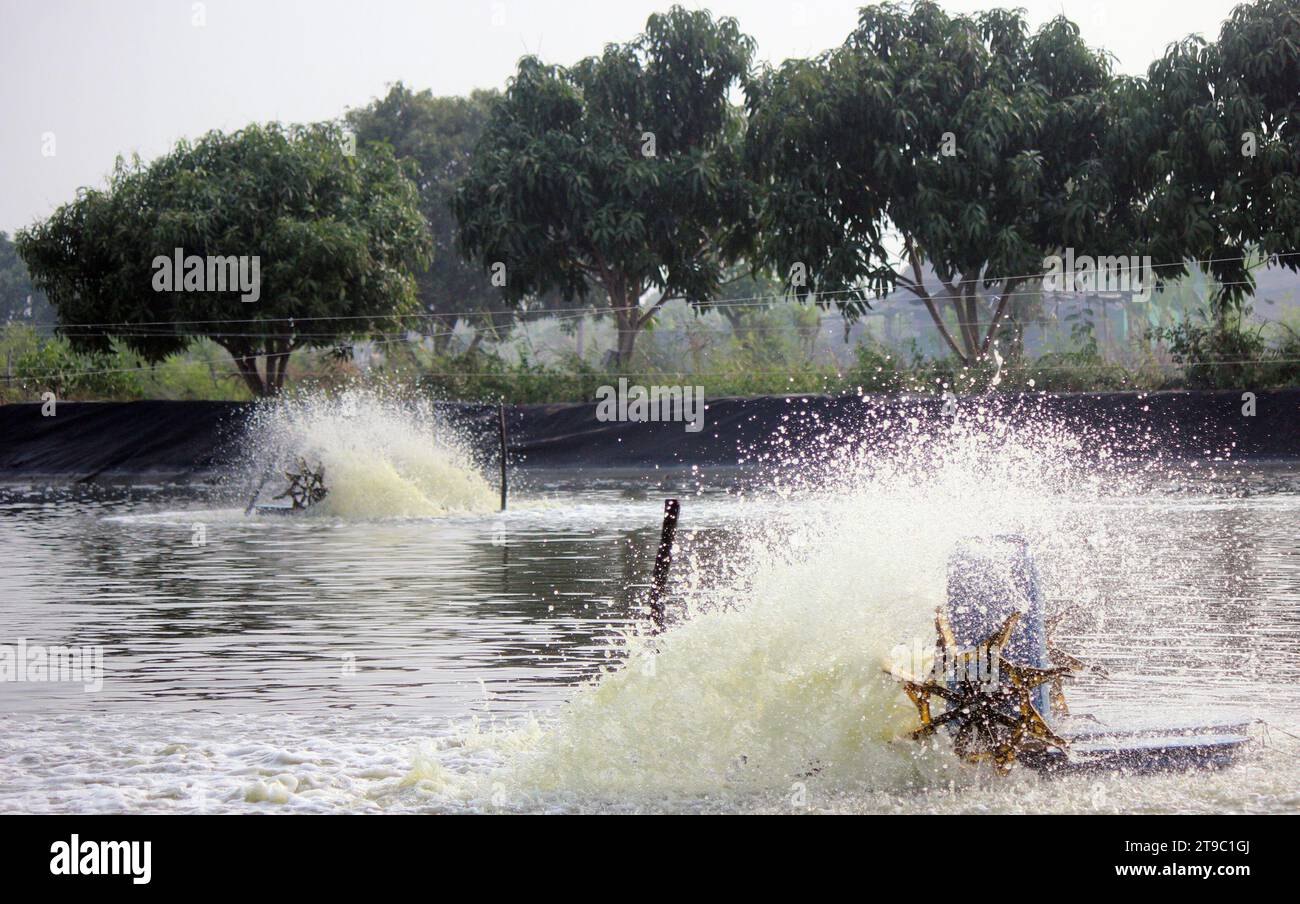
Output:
[
  {"xmin": 4, "ymin": 1, "xmax": 1298, "ymax": 404},
  {"xmin": 748, "ymin": 3, "xmax": 1129, "ymax": 365},
  {"xmin": 1142, "ymin": 0, "xmax": 1300, "ymax": 313},
  {"xmin": 16, "ymin": 123, "xmax": 429, "ymax": 397},
  {"xmin": 1154, "ymin": 308, "xmax": 1300, "ymax": 390},
  {"xmin": 0, "ymin": 323, "xmax": 253, "ymax": 401},
  {"xmin": 346, "ymin": 86, "xmax": 511, "ymax": 350},
  {"xmin": 1, "ymin": 232, "xmax": 53, "ymax": 324},
  {"xmin": 452, "ymin": 7, "xmax": 756, "ymax": 366},
  {"xmin": 6, "ymin": 296, "xmax": 1300, "ymax": 404}
]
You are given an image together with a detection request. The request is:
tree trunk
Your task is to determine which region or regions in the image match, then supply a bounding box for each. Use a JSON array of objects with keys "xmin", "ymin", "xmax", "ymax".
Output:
[
  {"xmin": 218, "ymin": 340, "xmax": 268, "ymax": 397},
  {"xmin": 611, "ymin": 287, "xmax": 639, "ymax": 369},
  {"xmin": 980, "ymin": 278, "xmax": 1023, "ymax": 360},
  {"xmin": 266, "ymin": 337, "xmax": 291, "ymax": 395},
  {"xmin": 235, "ymin": 360, "xmax": 264, "ymax": 397},
  {"xmin": 960, "ymin": 282, "xmax": 981, "ymax": 361},
  {"xmin": 615, "ymin": 324, "xmax": 638, "ymax": 367},
  {"xmin": 902, "ymin": 242, "xmax": 969, "ymax": 365},
  {"xmin": 215, "ymin": 337, "xmax": 298, "ymax": 397},
  {"xmin": 903, "ymin": 254, "xmax": 1015, "ymax": 370}
]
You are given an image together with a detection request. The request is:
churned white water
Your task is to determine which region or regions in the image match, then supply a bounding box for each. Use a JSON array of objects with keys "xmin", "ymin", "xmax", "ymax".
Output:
[
  {"xmin": 238, "ymin": 389, "xmax": 497, "ymax": 518},
  {"xmin": 1, "ymin": 396, "xmax": 1296, "ymax": 813}
]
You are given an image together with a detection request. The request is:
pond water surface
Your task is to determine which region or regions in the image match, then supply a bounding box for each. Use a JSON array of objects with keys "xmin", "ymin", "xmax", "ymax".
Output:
[{"xmin": 1, "ymin": 453, "xmax": 1297, "ymax": 813}]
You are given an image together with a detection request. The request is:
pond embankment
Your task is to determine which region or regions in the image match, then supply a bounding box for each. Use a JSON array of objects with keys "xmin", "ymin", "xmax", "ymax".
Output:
[{"xmin": 1, "ymin": 389, "xmax": 1296, "ymax": 481}]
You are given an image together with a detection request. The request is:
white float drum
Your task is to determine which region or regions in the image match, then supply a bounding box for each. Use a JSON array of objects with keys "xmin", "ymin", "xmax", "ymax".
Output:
[{"xmin": 945, "ymin": 534, "xmax": 1051, "ymax": 718}]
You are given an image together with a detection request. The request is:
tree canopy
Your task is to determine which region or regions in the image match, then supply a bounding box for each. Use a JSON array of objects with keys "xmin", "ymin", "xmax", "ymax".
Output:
[
  {"xmin": 18, "ymin": 122, "xmax": 429, "ymax": 395},
  {"xmin": 747, "ymin": 0, "xmax": 1130, "ymax": 367},
  {"xmin": 453, "ymin": 5, "xmax": 757, "ymax": 366},
  {"xmin": 1139, "ymin": 0, "xmax": 1300, "ymax": 315},
  {"xmin": 346, "ymin": 84, "xmax": 516, "ymax": 350},
  {"xmin": 13, "ymin": 0, "xmax": 1300, "ymax": 392},
  {"xmin": 0, "ymin": 231, "xmax": 53, "ymax": 324}
]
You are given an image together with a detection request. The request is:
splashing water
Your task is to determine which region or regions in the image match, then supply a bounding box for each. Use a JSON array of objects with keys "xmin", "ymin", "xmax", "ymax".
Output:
[
  {"xmin": 238, "ymin": 390, "xmax": 497, "ymax": 519},
  {"xmin": 397, "ymin": 404, "xmax": 1181, "ymax": 807},
  {"xmin": 3, "ymin": 393, "xmax": 1288, "ymax": 813}
]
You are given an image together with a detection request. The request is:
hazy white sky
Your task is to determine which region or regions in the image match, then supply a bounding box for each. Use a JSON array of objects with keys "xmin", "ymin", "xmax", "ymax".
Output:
[{"xmin": 1, "ymin": 0, "xmax": 1245, "ymax": 233}]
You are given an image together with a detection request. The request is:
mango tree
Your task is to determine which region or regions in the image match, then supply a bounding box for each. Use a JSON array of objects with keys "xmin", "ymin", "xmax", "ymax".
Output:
[
  {"xmin": 1140, "ymin": 0, "xmax": 1300, "ymax": 323},
  {"xmin": 453, "ymin": 6, "xmax": 756, "ymax": 367},
  {"xmin": 747, "ymin": 1, "xmax": 1131, "ymax": 369},
  {"xmin": 18, "ymin": 122, "xmax": 429, "ymax": 396}
]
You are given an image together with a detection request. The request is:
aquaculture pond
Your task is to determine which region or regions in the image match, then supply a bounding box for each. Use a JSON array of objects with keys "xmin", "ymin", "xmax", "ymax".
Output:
[{"xmin": 1, "ymin": 396, "xmax": 1297, "ymax": 813}]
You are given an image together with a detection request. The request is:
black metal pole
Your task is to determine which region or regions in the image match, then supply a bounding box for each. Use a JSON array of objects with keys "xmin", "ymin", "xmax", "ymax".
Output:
[
  {"xmin": 648, "ymin": 498, "xmax": 680, "ymax": 632},
  {"xmin": 498, "ymin": 402, "xmax": 508, "ymax": 512}
]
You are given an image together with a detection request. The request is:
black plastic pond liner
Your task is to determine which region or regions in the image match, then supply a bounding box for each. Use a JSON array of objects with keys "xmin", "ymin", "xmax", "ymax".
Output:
[
  {"xmin": 1, "ymin": 389, "xmax": 1297, "ymax": 481},
  {"xmin": 0, "ymin": 399, "xmax": 250, "ymax": 481}
]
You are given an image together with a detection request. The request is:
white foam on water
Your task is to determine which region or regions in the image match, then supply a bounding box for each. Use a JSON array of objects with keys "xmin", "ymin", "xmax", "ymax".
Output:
[
  {"xmin": 2, "ymin": 709, "xmax": 1293, "ymax": 813},
  {"xmin": 396, "ymin": 407, "xmax": 1173, "ymax": 805},
  {"xmin": 6, "ymin": 400, "xmax": 1290, "ymax": 813},
  {"xmin": 238, "ymin": 389, "xmax": 497, "ymax": 519}
]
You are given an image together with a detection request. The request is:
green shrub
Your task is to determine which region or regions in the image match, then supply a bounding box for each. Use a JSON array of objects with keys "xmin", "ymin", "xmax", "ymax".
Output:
[
  {"xmin": 1153, "ymin": 307, "xmax": 1273, "ymax": 389},
  {"xmin": 10, "ymin": 335, "xmax": 144, "ymax": 400}
]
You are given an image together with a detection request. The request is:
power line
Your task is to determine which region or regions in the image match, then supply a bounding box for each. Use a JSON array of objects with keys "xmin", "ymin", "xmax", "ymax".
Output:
[
  {"xmin": 10, "ymin": 312, "xmax": 1300, "ymax": 384},
  {"xmin": 31, "ymin": 275, "xmax": 1297, "ymax": 342},
  {"xmin": 9, "ymin": 343, "xmax": 1300, "ymax": 385},
  {"xmin": 36, "ymin": 250, "xmax": 1300, "ymax": 332},
  {"xmin": 45, "ymin": 292, "xmax": 1294, "ymax": 342}
]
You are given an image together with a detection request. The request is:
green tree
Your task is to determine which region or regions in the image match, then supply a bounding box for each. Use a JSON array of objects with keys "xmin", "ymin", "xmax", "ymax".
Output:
[
  {"xmin": 1141, "ymin": 0, "xmax": 1300, "ymax": 323},
  {"xmin": 453, "ymin": 5, "xmax": 757, "ymax": 367},
  {"xmin": 748, "ymin": 1, "xmax": 1129, "ymax": 368},
  {"xmin": 17, "ymin": 122, "xmax": 429, "ymax": 396},
  {"xmin": 347, "ymin": 84, "xmax": 513, "ymax": 351},
  {"xmin": 0, "ymin": 231, "xmax": 53, "ymax": 324}
]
